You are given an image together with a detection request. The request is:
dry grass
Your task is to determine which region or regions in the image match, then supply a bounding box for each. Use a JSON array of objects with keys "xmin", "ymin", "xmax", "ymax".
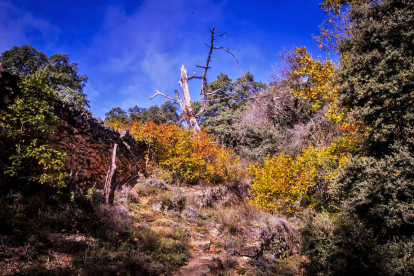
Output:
[{"xmin": 0, "ymin": 181, "xmax": 190, "ymax": 276}]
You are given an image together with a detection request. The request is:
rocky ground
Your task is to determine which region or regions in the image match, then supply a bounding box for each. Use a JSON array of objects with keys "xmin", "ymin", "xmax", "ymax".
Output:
[{"xmin": 127, "ymin": 177, "xmax": 304, "ymax": 276}]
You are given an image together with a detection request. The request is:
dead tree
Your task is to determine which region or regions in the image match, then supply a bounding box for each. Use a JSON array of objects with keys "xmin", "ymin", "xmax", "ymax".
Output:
[
  {"xmin": 150, "ymin": 26, "xmax": 242, "ymax": 133},
  {"xmin": 104, "ymin": 143, "xmax": 118, "ymax": 205}
]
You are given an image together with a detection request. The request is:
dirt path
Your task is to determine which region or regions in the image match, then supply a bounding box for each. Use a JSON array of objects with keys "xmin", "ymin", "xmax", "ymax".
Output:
[
  {"xmin": 131, "ymin": 182, "xmax": 278, "ymax": 276},
  {"xmin": 174, "ymin": 225, "xmax": 224, "ymax": 276}
]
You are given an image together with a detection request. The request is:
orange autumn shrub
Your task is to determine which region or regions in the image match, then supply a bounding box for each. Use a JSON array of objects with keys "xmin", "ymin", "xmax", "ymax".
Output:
[{"xmin": 123, "ymin": 121, "xmax": 237, "ymax": 184}]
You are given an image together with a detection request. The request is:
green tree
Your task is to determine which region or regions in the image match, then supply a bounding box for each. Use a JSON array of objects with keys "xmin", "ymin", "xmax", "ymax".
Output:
[
  {"xmin": 200, "ymin": 72, "xmax": 266, "ymax": 147},
  {"xmin": 0, "ymin": 45, "xmax": 47, "ymax": 75},
  {"xmin": 129, "ymin": 101, "xmax": 180, "ymax": 124},
  {"xmin": 301, "ymin": 1, "xmax": 414, "ymax": 274},
  {"xmin": 105, "ymin": 101, "xmax": 180, "ymax": 125},
  {"xmin": 104, "ymin": 107, "xmax": 130, "ymax": 123},
  {"xmin": 0, "ymin": 45, "xmax": 89, "ymax": 108},
  {"xmin": 0, "ymin": 72, "xmax": 67, "ymax": 187}
]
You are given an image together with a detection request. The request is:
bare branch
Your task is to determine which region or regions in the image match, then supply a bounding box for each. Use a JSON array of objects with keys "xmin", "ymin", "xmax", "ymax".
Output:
[
  {"xmin": 178, "ymin": 116, "xmax": 186, "ymax": 125},
  {"xmin": 188, "ymin": 72, "xmax": 196, "ymax": 79},
  {"xmin": 150, "ymin": 90, "xmax": 179, "ymax": 101},
  {"xmin": 195, "ymin": 26, "xmax": 217, "ymax": 117},
  {"xmin": 205, "ymin": 88, "xmax": 222, "ymax": 95},
  {"xmin": 188, "ymin": 72, "xmax": 202, "ymax": 80},
  {"xmin": 213, "ymin": 46, "xmax": 243, "ymax": 75},
  {"xmin": 195, "ymin": 26, "xmax": 243, "ymax": 118},
  {"xmin": 213, "ymin": 31, "xmax": 226, "ymax": 37},
  {"xmin": 174, "ymin": 90, "xmax": 185, "ymax": 110}
]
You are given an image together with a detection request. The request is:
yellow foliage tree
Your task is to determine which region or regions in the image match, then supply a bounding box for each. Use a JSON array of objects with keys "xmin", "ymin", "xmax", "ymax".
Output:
[
  {"xmin": 290, "ymin": 47, "xmax": 345, "ymax": 123},
  {"xmin": 248, "ymin": 142, "xmax": 351, "ymax": 215}
]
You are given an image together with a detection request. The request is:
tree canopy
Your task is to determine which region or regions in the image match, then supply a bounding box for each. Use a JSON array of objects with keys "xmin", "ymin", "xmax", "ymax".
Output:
[
  {"xmin": 200, "ymin": 72, "xmax": 266, "ymax": 147},
  {"xmin": 0, "ymin": 45, "xmax": 89, "ymax": 109},
  {"xmin": 104, "ymin": 101, "xmax": 180, "ymax": 125}
]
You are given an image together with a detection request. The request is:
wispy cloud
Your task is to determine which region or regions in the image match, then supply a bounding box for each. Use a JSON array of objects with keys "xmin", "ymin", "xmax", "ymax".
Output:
[
  {"xmin": 80, "ymin": 0, "xmax": 230, "ymax": 117},
  {"xmin": 0, "ymin": 0, "xmax": 60, "ymax": 53}
]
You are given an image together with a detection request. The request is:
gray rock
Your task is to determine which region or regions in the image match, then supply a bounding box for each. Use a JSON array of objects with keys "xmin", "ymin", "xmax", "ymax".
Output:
[
  {"xmin": 146, "ymin": 178, "xmax": 168, "ymax": 190},
  {"xmin": 151, "ymin": 201, "xmax": 163, "ymax": 212},
  {"xmin": 259, "ymin": 217, "xmax": 298, "ymax": 261},
  {"xmin": 224, "ymin": 239, "xmax": 241, "ymax": 256},
  {"xmin": 195, "ymin": 186, "xmax": 228, "ymax": 208},
  {"xmin": 182, "ymin": 206, "xmax": 199, "ymax": 219},
  {"xmin": 166, "ymin": 189, "xmax": 186, "ymax": 212},
  {"xmin": 240, "ymin": 246, "xmax": 259, "ymax": 258}
]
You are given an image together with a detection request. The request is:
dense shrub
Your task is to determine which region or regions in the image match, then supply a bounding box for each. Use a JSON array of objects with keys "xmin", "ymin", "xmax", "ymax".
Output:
[
  {"xmin": 107, "ymin": 120, "xmax": 238, "ymax": 184},
  {"xmin": 0, "ymin": 72, "xmax": 67, "ymax": 187},
  {"xmin": 301, "ymin": 146, "xmax": 414, "ymax": 275},
  {"xmin": 300, "ymin": 210, "xmax": 381, "ymax": 276}
]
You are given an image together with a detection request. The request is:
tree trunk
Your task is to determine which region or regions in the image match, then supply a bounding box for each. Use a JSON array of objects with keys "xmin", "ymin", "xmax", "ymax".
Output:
[
  {"xmin": 179, "ymin": 65, "xmax": 201, "ymax": 133},
  {"xmin": 104, "ymin": 143, "xmax": 118, "ymax": 205}
]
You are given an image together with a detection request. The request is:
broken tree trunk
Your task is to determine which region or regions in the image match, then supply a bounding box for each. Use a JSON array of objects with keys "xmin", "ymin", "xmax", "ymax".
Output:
[
  {"xmin": 150, "ymin": 26, "xmax": 242, "ymax": 134},
  {"xmin": 104, "ymin": 143, "xmax": 118, "ymax": 205},
  {"xmin": 179, "ymin": 65, "xmax": 201, "ymax": 133}
]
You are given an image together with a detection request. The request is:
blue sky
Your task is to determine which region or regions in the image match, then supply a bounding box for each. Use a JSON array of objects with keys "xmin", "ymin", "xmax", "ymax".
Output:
[{"xmin": 0, "ymin": 0, "xmax": 328, "ymax": 119}]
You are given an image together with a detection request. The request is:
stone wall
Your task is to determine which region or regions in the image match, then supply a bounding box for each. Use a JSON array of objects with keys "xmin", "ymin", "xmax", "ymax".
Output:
[
  {"xmin": 53, "ymin": 102, "xmax": 146, "ymax": 188},
  {"xmin": 0, "ymin": 68, "xmax": 145, "ymax": 188}
]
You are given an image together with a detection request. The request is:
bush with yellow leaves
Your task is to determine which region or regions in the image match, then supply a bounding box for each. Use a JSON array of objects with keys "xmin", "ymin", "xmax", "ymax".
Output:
[{"xmin": 248, "ymin": 143, "xmax": 349, "ymax": 215}]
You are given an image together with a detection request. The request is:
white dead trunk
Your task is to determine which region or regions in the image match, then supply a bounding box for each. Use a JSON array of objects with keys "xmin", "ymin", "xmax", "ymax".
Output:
[
  {"xmin": 150, "ymin": 26, "xmax": 242, "ymax": 134},
  {"xmin": 179, "ymin": 65, "xmax": 201, "ymax": 133}
]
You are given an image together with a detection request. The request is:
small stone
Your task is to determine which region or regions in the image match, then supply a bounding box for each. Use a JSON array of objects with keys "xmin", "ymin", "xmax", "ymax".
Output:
[
  {"xmin": 239, "ymin": 246, "xmax": 259, "ymax": 258},
  {"xmin": 182, "ymin": 206, "xmax": 199, "ymax": 219},
  {"xmin": 151, "ymin": 201, "xmax": 163, "ymax": 212},
  {"xmin": 146, "ymin": 178, "xmax": 168, "ymax": 190}
]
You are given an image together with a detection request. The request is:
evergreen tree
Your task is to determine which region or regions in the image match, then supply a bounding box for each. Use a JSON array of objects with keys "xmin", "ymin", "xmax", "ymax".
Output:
[
  {"xmin": 104, "ymin": 107, "xmax": 130, "ymax": 123},
  {"xmin": 302, "ymin": 1, "xmax": 414, "ymax": 274},
  {"xmin": 129, "ymin": 101, "xmax": 180, "ymax": 125},
  {"xmin": 200, "ymin": 72, "xmax": 266, "ymax": 147}
]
